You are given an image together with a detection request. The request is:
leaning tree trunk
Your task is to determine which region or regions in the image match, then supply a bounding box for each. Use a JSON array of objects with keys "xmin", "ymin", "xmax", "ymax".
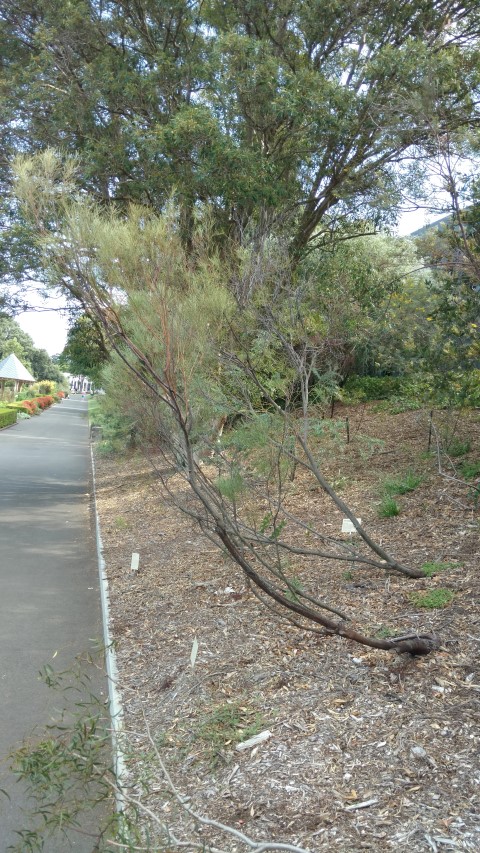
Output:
[{"xmin": 215, "ymin": 525, "xmax": 438, "ymax": 656}]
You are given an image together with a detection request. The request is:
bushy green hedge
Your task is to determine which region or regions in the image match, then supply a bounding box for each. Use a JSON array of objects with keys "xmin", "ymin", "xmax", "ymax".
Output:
[
  {"xmin": 0, "ymin": 408, "xmax": 17, "ymax": 429},
  {"xmin": 343, "ymin": 375, "xmax": 404, "ymax": 402},
  {"xmin": 343, "ymin": 370, "xmax": 480, "ymax": 410}
]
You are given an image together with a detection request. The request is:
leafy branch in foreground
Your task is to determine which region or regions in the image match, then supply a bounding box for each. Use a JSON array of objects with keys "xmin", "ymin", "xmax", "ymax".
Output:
[
  {"xmin": 9, "ymin": 664, "xmax": 311, "ymax": 852},
  {"xmin": 13, "ymin": 152, "xmax": 439, "ymax": 655},
  {"xmin": 7, "ymin": 660, "xmax": 120, "ymax": 852}
]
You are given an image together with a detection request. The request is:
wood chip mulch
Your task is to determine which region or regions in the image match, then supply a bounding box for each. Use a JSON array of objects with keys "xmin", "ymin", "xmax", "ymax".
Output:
[{"xmin": 92, "ymin": 405, "xmax": 480, "ymax": 852}]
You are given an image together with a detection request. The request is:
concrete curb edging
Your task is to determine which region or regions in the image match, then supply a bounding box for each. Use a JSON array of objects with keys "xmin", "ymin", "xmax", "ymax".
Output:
[{"xmin": 90, "ymin": 444, "xmax": 128, "ymax": 811}]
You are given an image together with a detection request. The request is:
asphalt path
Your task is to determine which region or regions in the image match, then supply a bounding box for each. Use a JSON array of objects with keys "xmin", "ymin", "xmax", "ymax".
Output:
[{"xmin": 0, "ymin": 396, "xmax": 107, "ymax": 851}]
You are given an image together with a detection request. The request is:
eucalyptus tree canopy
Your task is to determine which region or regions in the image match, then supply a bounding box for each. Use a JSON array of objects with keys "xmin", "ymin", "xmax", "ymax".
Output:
[
  {"xmin": 0, "ymin": 315, "xmax": 36, "ymax": 364},
  {"xmin": 1, "ymin": 0, "xmax": 479, "ymax": 256}
]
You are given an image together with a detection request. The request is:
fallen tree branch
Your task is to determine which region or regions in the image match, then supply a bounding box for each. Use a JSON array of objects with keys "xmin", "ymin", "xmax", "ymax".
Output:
[
  {"xmin": 215, "ymin": 524, "xmax": 438, "ymax": 655},
  {"xmin": 141, "ymin": 715, "xmax": 312, "ymax": 853}
]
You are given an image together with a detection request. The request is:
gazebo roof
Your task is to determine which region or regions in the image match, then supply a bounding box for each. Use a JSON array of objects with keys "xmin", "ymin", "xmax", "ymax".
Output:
[{"xmin": 0, "ymin": 352, "xmax": 35, "ymax": 383}]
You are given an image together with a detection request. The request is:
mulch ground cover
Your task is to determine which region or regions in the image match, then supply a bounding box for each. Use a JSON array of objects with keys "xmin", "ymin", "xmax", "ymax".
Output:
[{"xmin": 93, "ymin": 404, "xmax": 480, "ymax": 852}]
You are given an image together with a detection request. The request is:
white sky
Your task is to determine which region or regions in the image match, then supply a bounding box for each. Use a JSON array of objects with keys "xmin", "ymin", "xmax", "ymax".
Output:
[
  {"xmin": 17, "ymin": 290, "xmax": 70, "ymax": 357},
  {"xmin": 18, "ymin": 307, "xmax": 69, "ymax": 356},
  {"xmin": 396, "ymin": 207, "xmax": 436, "ymax": 236}
]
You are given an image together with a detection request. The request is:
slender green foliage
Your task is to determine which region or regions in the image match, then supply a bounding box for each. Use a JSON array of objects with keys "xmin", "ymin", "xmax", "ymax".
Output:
[
  {"xmin": 378, "ymin": 496, "xmax": 400, "ymax": 518},
  {"xmin": 383, "ymin": 472, "xmax": 423, "ymax": 496}
]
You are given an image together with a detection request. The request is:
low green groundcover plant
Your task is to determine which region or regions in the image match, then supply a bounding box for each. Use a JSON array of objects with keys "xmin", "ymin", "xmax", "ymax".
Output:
[
  {"xmin": 459, "ymin": 459, "xmax": 480, "ymax": 481},
  {"xmin": 421, "ymin": 561, "xmax": 458, "ymax": 577},
  {"xmin": 195, "ymin": 701, "xmax": 266, "ymax": 762},
  {"xmin": 384, "ymin": 471, "xmax": 423, "ymax": 496},
  {"xmin": 378, "ymin": 496, "xmax": 400, "ymax": 518},
  {"xmin": 447, "ymin": 438, "xmax": 471, "ymax": 457},
  {"xmin": 376, "ymin": 626, "xmax": 395, "ymax": 638},
  {"xmin": 410, "ymin": 588, "xmax": 455, "ymax": 609}
]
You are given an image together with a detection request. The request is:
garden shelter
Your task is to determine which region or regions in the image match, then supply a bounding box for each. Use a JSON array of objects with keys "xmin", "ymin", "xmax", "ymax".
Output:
[{"xmin": 0, "ymin": 353, "xmax": 35, "ymax": 398}]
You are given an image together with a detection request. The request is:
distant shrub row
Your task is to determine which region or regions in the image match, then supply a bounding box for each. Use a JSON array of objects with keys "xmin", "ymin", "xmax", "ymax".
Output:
[
  {"xmin": 0, "ymin": 393, "xmax": 65, "ymax": 429},
  {"xmin": 6, "ymin": 395, "xmax": 56, "ymax": 416}
]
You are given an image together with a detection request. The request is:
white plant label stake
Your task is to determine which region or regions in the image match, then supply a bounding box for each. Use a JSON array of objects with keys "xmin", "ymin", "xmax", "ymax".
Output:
[
  {"xmin": 190, "ymin": 637, "xmax": 199, "ymax": 669},
  {"xmin": 131, "ymin": 552, "xmax": 140, "ymax": 572},
  {"xmin": 341, "ymin": 518, "xmax": 361, "ymax": 535}
]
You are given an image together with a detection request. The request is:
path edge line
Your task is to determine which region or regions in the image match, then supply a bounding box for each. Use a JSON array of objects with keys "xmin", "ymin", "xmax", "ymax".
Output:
[{"xmin": 90, "ymin": 444, "xmax": 128, "ymax": 812}]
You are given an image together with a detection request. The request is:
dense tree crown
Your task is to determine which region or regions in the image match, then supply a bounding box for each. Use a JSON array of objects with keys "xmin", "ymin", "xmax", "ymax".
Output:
[
  {"xmin": 1, "ymin": 1, "xmax": 479, "ymax": 254},
  {"xmin": 61, "ymin": 313, "xmax": 110, "ymax": 383},
  {"xmin": 417, "ymin": 176, "xmax": 480, "ymax": 373}
]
